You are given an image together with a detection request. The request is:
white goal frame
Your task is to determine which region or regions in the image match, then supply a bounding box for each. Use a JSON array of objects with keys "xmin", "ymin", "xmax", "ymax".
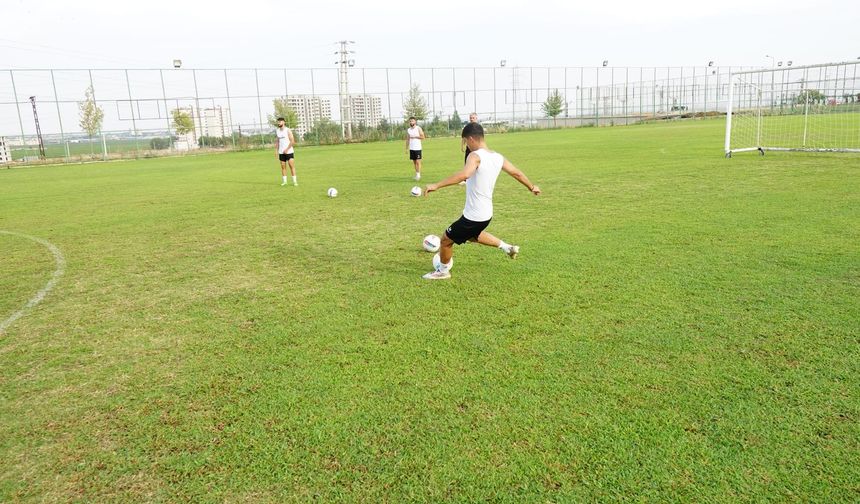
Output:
[{"xmin": 724, "ymin": 61, "xmax": 860, "ymax": 157}]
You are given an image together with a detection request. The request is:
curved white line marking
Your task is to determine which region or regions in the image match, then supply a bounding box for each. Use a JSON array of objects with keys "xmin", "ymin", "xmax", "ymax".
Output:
[{"xmin": 0, "ymin": 231, "xmax": 66, "ymax": 334}]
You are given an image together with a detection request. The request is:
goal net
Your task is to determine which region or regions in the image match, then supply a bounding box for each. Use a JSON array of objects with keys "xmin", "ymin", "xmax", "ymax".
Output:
[{"xmin": 725, "ymin": 61, "xmax": 860, "ymax": 156}]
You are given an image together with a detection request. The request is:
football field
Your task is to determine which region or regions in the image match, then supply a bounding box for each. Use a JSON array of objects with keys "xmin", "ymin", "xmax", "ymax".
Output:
[{"xmin": 1, "ymin": 120, "xmax": 858, "ymax": 501}]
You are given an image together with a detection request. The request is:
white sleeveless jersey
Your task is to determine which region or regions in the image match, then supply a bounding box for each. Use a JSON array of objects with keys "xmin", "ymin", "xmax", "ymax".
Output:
[
  {"xmin": 463, "ymin": 149, "xmax": 504, "ymax": 222},
  {"xmin": 407, "ymin": 126, "xmax": 422, "ymax": 151},
  {"xmin": 276, "ymin": 127, "xmax": 294, "ymax": 154}
]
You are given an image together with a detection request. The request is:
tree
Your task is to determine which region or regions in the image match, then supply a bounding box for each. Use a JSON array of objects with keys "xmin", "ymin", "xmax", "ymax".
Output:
[
  {"xmin": 541, "ymin": 89, "xmax": 565, "ymax": 125},
  {"xmin": 267, "ymin": 98, "xmax": 299, "ymax": 129},
  {"xmin": 402, "ymin": 84, "xmax": 428, "ymax": 121},
  {"xmin": 303, "ymin": 119, "xmax": 343, "ymax": 145},
  {"xmin": 172, "ymin": 109, "xmax": 194, "ymax": 135},
  {"xmin": 78, "ymin": 85, "xmax": 104, "ymax": 155},
  {"xmin": 795, "ymin": 89, "xmax": 826, "ymax": 105},
  {"xmin": 448, "ymin": 110, "xmax": 463, "ymax": 131}
]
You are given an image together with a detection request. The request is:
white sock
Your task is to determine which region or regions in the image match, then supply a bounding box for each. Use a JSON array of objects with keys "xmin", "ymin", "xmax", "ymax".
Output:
[
  {"xmin": 438, "ymin": 260, "xmax": 451, "ymax": 273},
  {"xmin": 498, "ymin": 241, "xmax": 512, "ymax": 253},
  {"xmin": 282, "ymin": 176, "xmax": 287, "ymax": 183},
  {"xmin": 415, "ymin": 173, "xmax": 421, "ymax": 180},
  {"xmin": 292, "ymin": 175, "xmax": 297, "ymax": 184}
]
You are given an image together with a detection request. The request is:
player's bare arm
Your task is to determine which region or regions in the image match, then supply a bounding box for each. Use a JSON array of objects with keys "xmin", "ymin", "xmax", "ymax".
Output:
[
  {"xmin": 424, "ymin": 153, "xmax": 480, "ymax": 195},
  {"xmin": 501, "ymin": 158, "xmax": 541, "ymax": 195},
  {"xmin": 287, "ymin": 130, "xmax": 295, "ymax": 152}
]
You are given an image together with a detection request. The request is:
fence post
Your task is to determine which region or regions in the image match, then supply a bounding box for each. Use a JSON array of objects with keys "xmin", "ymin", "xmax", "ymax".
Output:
[
  {"xmin": 224, "ymin": 69, "xmax": 235, "ymax": 148},
  {"xmin": 192, "ymin": 69, "xmax": 204, "ymax": 148},
  {"xmin": 493, "ymin": 67, "xmax": 497, "ymax": 121},
  {"xmin": 473, "ymin": 67, "xmax": 477, "ymax": 116},
  {"xmin": 124, "ymin": 69, "xmax": 140, "ymax": 157},
  {"xmin": 386, "ymin": 68, "xmax": 392, "ymax": 132},
  {"xmin": 50, "ymin": 70, "xmax": 66, "ymax": 160},
  {"xmin": 255, "ymin": 68, "xmax": 265, "ymax": 146},
  {"xmin": 10, "ymin": 71, "xmax": 27, "ymax": 157},
  {"xmin": 160, "ymin": 70, "xmax": 174, "ymax": 150}
]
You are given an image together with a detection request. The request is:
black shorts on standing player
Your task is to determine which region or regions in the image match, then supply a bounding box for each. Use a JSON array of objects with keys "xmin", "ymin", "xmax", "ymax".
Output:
[{"xmin": 409, "ymin": 149, "xmax": 422, "ymax": 160}]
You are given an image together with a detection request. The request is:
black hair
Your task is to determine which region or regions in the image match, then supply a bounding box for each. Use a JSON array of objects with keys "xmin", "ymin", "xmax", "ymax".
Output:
[
  {"xmin": 408, "ymin": 116, "xmax": 417, "ymax": 121},
  {"xmin": 461, "ymin": 122, "xmax": 484, "ymax": 139},
  {"xmin": 277, "ymin": 117, "xmax": 285, "ymax": 122}
]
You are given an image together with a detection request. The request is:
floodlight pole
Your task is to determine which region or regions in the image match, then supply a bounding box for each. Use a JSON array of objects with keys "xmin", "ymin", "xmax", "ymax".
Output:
[
  {"xmin": 29, "ymin": 96, "xmax": 47, "ymax": 159},
  {"xmin": 336, "ymin": 40, "xmax": 355, "ymax": 140}
]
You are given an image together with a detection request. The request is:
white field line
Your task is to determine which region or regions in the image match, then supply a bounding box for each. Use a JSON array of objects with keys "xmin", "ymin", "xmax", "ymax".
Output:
[{"xmin": 0, "ymin": 231, "xmax": 66, "ymax": 335}]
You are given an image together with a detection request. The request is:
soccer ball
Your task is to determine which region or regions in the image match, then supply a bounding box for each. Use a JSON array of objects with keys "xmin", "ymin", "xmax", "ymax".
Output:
[
  {"xmin": 410, "ymin": 186, "xmax": 422, "ymax": 197},
  {"xmin": 432, "ymin": 252, "xmax": 453, "ymax": 271},
  {"xmin": 327, "ymin": 187, "xmax": 338, "ymax": 198},
  {"xmin": 423, "ymin": 234, "xmax": 441, "ymax": 252}
]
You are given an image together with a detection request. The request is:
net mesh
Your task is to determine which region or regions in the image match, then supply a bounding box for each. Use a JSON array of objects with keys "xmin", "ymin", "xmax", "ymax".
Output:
[{"xmin": 727, "ymin": 62, "xmax": 860, "ymax": 154}]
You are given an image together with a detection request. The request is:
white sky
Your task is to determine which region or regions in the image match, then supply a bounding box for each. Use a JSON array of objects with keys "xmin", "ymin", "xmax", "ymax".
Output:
[{"xmin": 3, "ymin": 0, "xmax": 858, "ymax": 69}]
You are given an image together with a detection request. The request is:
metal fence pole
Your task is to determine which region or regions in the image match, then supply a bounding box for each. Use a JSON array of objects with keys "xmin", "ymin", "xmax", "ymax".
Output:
[
  {"xmin": 563, "ymin": 67, "xmax": 568, "ymax": 118},
  {"xmin": 473, "ymin": 67, "xmax": 477, "ymax": 115},
  {"xmin": 595, "ymin": 67, "xmax": 600, "ymax": 126},
  {"xmin": 386, "ymin": 68, "xmax": 392, "ymax": 129},
  {"xmin": 430, "ymin": 67, "xmax": 436, "ymax": 120},
  {"xmin": 529, "ymin": 67, "xmax": 534, "ymax": 126},
  {"xmin": 452, "ymin": 67, "xmax": 457, "ymax": 115},
  {"xmin": 255, "ymin": 68, "xmax": 265, "ymax": 145},
  {"xmin": 310, "ymin": 69, "xmax": 319, "ymax": 145},
  {"xmin": 493, "ymin": 67, "xmax": 497, "ymax": 121},
  {"xmin": 192, "ymin": 69, "xmax": 204, "ymax": 148},
  {"xmin": 160, "ymin": 70, "xmax": 174, "ymax": 149},
  {"xmin": 10, "ymin": 71, "xmax": 27, "ymax": 154},
  {"xmin": 124, "ymin": 69, "xmax": 140, "ymax": 157},
  {"xmin": 49, "ymin": 70, "xmax": 66, "ymax": 159},
  {"xmin": 224, "ymin": 69, "xmax": 235, "ymax": 148}
]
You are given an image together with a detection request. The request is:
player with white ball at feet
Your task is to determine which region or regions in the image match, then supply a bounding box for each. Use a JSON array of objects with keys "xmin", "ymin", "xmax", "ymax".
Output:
[{"xmin": 422, "ymin": 122, "xmax": 541, "ymax": 280}]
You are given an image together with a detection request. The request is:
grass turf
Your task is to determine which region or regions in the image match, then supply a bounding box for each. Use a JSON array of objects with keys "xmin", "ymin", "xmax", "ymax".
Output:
[{"xmin": 1, "ymin": 119, "xmax": 858, "ymax": 502}]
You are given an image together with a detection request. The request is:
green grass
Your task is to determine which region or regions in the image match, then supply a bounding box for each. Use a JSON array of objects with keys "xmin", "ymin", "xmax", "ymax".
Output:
[{"xmin": 1, "ymin": 119, "xmax": 858, "ymax": 502}]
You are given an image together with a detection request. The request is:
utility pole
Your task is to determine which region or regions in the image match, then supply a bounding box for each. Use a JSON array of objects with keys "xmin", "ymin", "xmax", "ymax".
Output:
[
  {"xmin": 335, "ymin": 40, "xmax": 355, "ymax": 140},
  {"xmin": 29, "ymin": 96, "xmax": 46, "ymax": 160}
]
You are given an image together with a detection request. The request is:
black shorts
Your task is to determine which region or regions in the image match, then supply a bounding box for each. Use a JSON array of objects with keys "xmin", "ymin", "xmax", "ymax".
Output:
[
  {"xmin": 464, "ymin": 147, "xmax": 471, "ymax": 164},
  {"xmin": 409, "ymin": 150, "xmax": 422, "ymax": 160},
  {"xmin": 279, "ymin": 153, "xmax": 294, "ymax": 162},
  {"xmin": 445, "ymin": 215, "xmax": 492, "ymax": 245}
]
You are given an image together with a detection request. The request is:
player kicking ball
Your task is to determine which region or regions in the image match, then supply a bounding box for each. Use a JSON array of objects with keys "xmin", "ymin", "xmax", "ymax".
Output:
[{"xmin": 422, "ymin": 122, "xmax": 541, "ymax": 280}]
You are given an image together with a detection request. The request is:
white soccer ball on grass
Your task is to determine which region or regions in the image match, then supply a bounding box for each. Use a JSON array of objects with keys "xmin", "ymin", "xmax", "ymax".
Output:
[
  {"xmin": 410, "ymin": 186, "xmax": 422, "ymax": 197},
  {"xmin": 327, "ymin": 187, "xmax": 338, "ymax": 198},
  {"xmin": 423, "ymin": 234, "xmax": 441, "ymax": 253}
]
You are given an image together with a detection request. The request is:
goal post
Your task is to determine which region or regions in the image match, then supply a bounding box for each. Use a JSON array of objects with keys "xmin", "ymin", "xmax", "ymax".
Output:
[{"xmin": 724, "ymin": 61, "xmax": 860, "ymax": 157}]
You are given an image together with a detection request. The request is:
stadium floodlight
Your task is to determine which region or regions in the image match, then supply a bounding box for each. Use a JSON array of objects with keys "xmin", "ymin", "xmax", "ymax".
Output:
[
  {"xmin": 724, "ymin": 60, "xmax": 860, "ymax": 157},
  {"xmin": 602, "ymin": 60, "xmax": 608, "ymax": 67},
  {"xmin": 787, "ymin": 61, "xmax": 793, "ymax": 67},
  {"xmin": 500, "ymin": 59, "xmax": 506, "ymax": 67},
  {"xmin": 173, "ymin": 59, "xmax": 182, "ymax": 69}
]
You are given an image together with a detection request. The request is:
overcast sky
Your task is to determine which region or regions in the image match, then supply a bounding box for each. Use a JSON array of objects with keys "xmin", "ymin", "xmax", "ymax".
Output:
[{"xmin": 3, "ymin": 0, "xmax": 858, "ymax": 70}]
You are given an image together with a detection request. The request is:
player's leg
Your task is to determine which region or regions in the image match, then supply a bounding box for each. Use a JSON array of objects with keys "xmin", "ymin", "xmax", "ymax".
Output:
[
  {"xmin": 288, "ymin": 157, "xmax": 297, "ymax": 185},
  {"xmin": 413, "ymin": 158, "xmax": 421, "ymax": 181},
  {"xmin": 280, "ymin": 159, "xmax": 288, "ymax": 185},
  {"xmin": 439, "ymin": 232, "xmax": 455, "ymax": 265},
  {"xmin": 476, "ymin": 231, "xmax": 519, "ymax": 259}
]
